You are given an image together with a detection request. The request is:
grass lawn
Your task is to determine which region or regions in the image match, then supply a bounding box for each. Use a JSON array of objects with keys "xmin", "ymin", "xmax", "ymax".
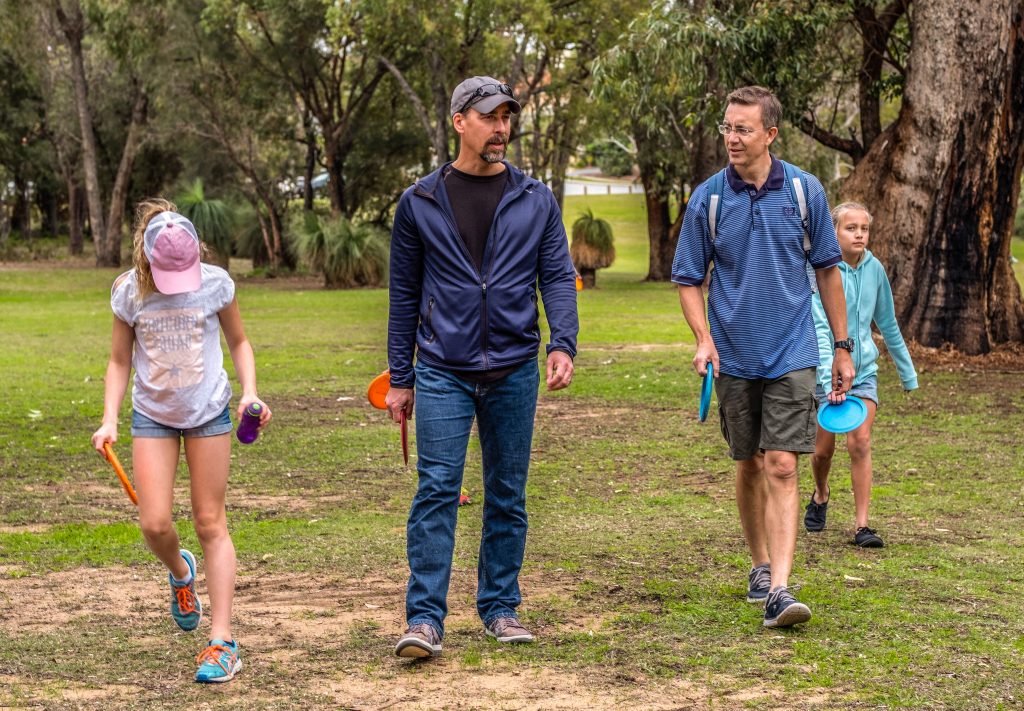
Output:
[{"xmin": 0, "ymin": 195, "xmax": 1022, "ymax": 709}]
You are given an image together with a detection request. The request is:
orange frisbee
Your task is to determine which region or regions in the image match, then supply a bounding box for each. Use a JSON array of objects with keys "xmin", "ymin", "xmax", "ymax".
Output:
[
  {"xmin": 367, "ymin": 370, "xmax": 390, "ymax": 409},
  {"xmin": 102, "ymin": 442, "xmax": 139, "ymax": 506}
]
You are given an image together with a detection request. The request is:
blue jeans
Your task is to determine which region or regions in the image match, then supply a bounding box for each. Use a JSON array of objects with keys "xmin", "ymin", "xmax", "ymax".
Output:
[{"xmin": 406, "ymin": 360, "xmax": 539, "ymax": 636}]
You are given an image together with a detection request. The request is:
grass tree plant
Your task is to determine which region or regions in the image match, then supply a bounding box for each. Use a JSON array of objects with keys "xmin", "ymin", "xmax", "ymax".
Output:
[
  {"xmin": 175, "ymin": 179, "xmax": 234, "ymax": 269},
  {"xmin": 570, "ymin": 208, "xmax": 616, "ymax": 288},
  {"xmin": 292, "ymin": 211, "xmax": 388, "ymax": 289}
]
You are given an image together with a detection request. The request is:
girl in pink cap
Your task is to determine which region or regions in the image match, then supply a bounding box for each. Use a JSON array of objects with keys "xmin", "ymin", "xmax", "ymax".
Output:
[{"xmin": 91, "ymin": 198, "xmax": 271, "ymax": 683}]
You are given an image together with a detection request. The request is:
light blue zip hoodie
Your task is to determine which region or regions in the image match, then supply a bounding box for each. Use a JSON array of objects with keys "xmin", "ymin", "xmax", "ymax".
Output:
[{"xmin": 812, "ymin": 249, "xmax": 918, "ymax": 392}]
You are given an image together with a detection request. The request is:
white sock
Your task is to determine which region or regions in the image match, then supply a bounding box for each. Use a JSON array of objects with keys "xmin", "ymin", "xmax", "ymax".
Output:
[{"xmin": 171, "ymin": 570, "xmax": 193, "ymax": 586}]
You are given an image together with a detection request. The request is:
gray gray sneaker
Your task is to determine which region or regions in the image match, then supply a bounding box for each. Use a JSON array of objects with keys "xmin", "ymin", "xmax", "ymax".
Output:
[
  {"xmin": 763, "ymin": 586, "xmax": 812, "ymax": 628},
  {"xmin": 395, "ymin": 623, "xmax": 442, "ymax": 658},
  {"xmin": 747, "ymin": 563, "xmax": 771, "ymax": 603},
  {"xmin": 485, "ymin": 616, "xmax": 534, "ymax": 643}
]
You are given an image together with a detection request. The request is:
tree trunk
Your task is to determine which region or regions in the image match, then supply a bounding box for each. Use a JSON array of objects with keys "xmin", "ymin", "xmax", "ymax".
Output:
[
  {"xmin": 580, "ymin": 268, "xmax": 596, "ymax": 289},
  {"xmin": 104, "ymin": 84, "xmax": 148, "ymax": 268},
  {"xmin": 303, "ymin": 111, "xmax": 316, "ymax": 212},
  {"xmin": 324, "ymin": 134, "xmax": 347, "ymax": 217},
  {"xmin": 379, "ymin": 55, "xmax": 450, "ymax": 166},
  {"xmin": 13, "ymin": 175, "xmax": 31, "ymax": 240},
  {"xmin": 68, "ymin": 181, "xmax": 84, "ymax": 255},
  {"xmin": 640, "ymin": 175, "xmax": 681, "ymax": 282},
  {"xmin": 842, "ymin": 0, "xmax": 1024, "ymax": 352},
  {"xmin": 37, "ymin": 186, "xmax": 58, "ymax": 238},
  {"xmin": 53, "ymin": 0, "xmax": 109, "ymax": 266}
]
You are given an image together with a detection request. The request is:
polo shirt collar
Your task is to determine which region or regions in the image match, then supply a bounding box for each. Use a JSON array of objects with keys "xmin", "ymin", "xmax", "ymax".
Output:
[{"xmin": 726, "ymin": 154, "xmax": 784, "ymax": 194}]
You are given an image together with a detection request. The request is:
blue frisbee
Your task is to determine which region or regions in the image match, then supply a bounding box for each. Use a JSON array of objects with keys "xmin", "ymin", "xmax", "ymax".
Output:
[
  {"xmin": 817, "ymin": 395, "xmax": 868, "ymax": 433},
  {"xmin": 698, "ymin": 363, "xmax": 714, "ymax": 422}
]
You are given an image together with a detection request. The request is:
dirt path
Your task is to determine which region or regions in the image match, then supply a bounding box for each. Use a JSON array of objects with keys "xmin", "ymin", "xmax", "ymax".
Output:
[{"xmin": 0, "ymin": 566, "xmax": 822, "ymax": 710}]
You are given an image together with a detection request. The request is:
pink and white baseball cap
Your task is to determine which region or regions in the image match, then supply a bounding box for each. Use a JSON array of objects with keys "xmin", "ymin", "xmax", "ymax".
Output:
[{"xmin": 143, "ymin": 211, "xmax": 201, "ymax": 294}]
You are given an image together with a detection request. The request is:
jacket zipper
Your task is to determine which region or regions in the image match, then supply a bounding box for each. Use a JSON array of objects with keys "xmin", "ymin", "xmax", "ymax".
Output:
[
  {"xmin": 426, "ymin": 296, "xmax": 435, "ymax": 343},
  {"xmin": 416, "ymin": 173, "xmax": 534, "ymax": 371}
]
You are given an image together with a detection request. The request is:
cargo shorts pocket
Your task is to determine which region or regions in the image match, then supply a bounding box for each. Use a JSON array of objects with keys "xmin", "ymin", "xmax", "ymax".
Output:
[{"xmin": 719, "ymin": 404, "xmax": 759, "ymax": 461}]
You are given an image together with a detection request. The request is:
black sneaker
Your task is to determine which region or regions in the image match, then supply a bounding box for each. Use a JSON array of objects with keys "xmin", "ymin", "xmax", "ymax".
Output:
[
  {"xmin": 746, "ymin": 563, "xmax": 771, "ymax": 603},
  {"xmin": 763, "ymin": 586, "xmax": 812, "ymax": 628},
  {"xmin": 804, "ymin": 489, "xmax": 829, "ymax": 532},
  {"xmin": 854, "ymin": 527, "xmax": 884, "ymax": 548}
]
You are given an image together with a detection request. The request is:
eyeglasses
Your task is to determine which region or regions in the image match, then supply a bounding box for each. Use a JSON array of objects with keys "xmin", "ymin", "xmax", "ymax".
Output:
[
  {"xmin": 459, "ymin": 83, "xmax": 515, "ymax": 114},
  {"xmin": 717, "ymin": 123, "xmax": 760, "ymax": 137}
]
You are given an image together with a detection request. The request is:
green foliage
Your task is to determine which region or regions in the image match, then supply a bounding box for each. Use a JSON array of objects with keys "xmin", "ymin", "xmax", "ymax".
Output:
[
  {"xmin": 174, "ymin": 179, "xmax": 233, "ymax": 262},
  {"xmin": 291, "ymin": 211, "xmax": 389, "ymax": 289},
  {"xmin": 586, "ymin": 141, "xmax": 635, "ymax": 177},
  {"xmin": 572, "ymin": 209, "xmax": 615, "ymax": 254}
]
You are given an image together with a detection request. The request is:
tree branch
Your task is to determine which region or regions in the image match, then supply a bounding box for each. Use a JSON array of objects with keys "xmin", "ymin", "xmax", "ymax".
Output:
[{"xmin": 796, "ymin": 115, "xmax": 864, "ymax": 162}]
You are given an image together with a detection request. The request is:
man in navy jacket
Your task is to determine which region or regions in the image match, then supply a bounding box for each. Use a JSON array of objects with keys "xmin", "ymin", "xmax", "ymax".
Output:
[{"xmin": 387, "ymin": 76, "xmax": 578, "ymax": 658}]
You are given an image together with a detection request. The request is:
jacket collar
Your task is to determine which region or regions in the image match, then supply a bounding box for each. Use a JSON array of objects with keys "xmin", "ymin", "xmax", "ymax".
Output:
[{"xmin": 414, "ymin": 160, "xmax": 532, "ymax": 198}]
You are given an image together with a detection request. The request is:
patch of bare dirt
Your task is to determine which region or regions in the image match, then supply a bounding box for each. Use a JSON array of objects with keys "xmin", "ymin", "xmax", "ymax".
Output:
[{"xmin": 0, "ymin": 565, "xmax": 833, "ymax": 709}]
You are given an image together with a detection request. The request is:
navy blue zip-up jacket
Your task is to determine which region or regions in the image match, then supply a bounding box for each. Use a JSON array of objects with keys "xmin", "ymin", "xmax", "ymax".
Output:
[{"xmin": 387, "ymin": 161, "xmax": 579, "ymax": 388}]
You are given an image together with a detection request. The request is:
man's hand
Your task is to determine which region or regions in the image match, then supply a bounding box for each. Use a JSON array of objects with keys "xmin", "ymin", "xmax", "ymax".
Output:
[
  {"xmin": 546, "ymin": 351, "xmax": 574, "ymax": 391},
  {"xmin": 693, "ymin": 339, "xmax": 720, "ymax": 378},
  {"xmin": 386, "ymin": 387, "xmax": 414, "ymax": 423}
]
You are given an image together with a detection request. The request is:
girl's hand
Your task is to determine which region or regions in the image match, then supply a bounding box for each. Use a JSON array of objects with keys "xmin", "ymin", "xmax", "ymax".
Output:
[
  {"xmin": 238, "ymin": 396, "xmax": 272, "ymax": 430},
  {"xmin": 91, "ymin": 423, "xmax": 118, "ymax": 453}
]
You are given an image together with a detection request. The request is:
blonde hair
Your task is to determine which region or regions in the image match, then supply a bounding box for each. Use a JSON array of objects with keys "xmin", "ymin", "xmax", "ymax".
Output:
[
  {"xmin": 131, "ymin": 199, "xmax": 175, "ymax": 299},
  {"xmin": 131, "ymin": 198, "xmax": 209, "ymax": 299},
  {"xmin": 831, "ymin": 201, "xmax": 873, "ymax": 229}
]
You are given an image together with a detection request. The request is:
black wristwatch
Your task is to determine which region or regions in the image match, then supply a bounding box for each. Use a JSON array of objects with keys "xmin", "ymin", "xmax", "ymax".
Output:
[{"xmin": 833, "ymin": 338, "xmax": 855, "ymax": 353}]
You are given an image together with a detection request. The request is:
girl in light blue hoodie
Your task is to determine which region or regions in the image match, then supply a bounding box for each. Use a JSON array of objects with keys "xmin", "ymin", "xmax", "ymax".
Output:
[{"xmin": 804, "ymin": 203, "xmax": 918, "ymax": 548}]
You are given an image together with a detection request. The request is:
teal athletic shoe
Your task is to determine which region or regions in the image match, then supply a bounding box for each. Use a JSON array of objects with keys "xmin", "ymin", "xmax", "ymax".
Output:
[
  {"xmin": 170, "ymin": 549, "xmax": 202, "ymax": 631},
  {"xmin": 195, "ymin": 639, "xmax": 242, "ymax": 683}
]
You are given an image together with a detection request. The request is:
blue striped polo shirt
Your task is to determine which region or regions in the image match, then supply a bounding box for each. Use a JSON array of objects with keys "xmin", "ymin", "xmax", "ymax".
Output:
[{"xmin": 671, "ymin": 158, "xmax": 841, "ymax": 380}]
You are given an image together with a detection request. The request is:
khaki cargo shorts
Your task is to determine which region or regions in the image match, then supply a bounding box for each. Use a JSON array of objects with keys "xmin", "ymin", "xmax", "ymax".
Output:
[{"xmin": 715, "ymin": 367, "xmax": 818, "ymax": 461}]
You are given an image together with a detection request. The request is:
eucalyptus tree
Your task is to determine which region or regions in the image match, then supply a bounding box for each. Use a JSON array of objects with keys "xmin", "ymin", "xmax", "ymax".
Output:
[
  {"xmin": 186, "ymin": 1, "xmax": 300, "ymax": 271},
  {"xmin": 640, "ymin": 0, "xmax": 1024, "ymax": 351},
  {"xmin": 593, "ymin": 1, "xmax": 729, "ymax": 281},
  {"xmin": 44, "ymin": 0, "xmax": 182, "ymax": 266},
  {"xmin": 203, "ymin": 0, "xmax": 401, "ymax": 217},
  {"xmin": 508, "ymin": 0, "xmax": 647, "ymax": 207}
]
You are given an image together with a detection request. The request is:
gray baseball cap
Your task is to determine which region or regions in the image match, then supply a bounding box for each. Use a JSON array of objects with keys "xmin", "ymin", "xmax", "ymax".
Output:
[{"xmin": 450, "ymin": 76, "xmax": 521, "ymax": 116}]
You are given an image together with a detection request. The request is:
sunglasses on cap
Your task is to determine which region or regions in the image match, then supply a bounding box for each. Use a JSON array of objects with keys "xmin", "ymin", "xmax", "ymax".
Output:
[{"xmin": 458, "ymin": 83, "xmax": 515, "ymax": 115}]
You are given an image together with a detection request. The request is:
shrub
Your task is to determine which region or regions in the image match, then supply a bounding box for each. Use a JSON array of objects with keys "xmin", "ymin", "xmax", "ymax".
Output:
[
  {"xmin": 175, "ymin": 179, "xmax": 234, "ymax": 268},
  {"xmin": 570, "ymin": 208, "xmax": 615, "ymax": 289},
  {"xmin": 291, "ymin": 212, "xmax": 388, "ymax": 289}
]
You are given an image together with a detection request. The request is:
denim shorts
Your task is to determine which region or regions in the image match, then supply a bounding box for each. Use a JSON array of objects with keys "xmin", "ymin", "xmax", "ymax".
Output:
[
  {"xmin": 130, "ymin": 406, "xmax": 233, "ymax": 438},
  {"xmin": 815, "ymin": 374, "xmax": 878, "ymax": 406}
]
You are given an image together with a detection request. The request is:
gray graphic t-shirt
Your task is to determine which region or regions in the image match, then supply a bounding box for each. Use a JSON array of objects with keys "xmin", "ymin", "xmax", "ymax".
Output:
[{"xmin": 111, "ymin": 264, "xmax": 235, "ymax": 429}]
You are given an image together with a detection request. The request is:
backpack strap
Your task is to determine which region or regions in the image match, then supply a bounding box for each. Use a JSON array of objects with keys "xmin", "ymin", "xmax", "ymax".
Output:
[
  {"xmin": 782, "ymin": 160, "xmax": 817, "ymax": 293},
  {"xmin": 704, "ymin": 168, "xmax": 727, "ymax": 286},
  {"xmin": 707, "ymin": 168, "xmax": 726, "ymax": 243}
]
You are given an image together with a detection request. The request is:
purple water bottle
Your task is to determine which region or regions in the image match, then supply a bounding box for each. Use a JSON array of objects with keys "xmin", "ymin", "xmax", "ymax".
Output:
[{"xmin": 236, "ymin": 402, "xmax": 263, "ymax": 444}]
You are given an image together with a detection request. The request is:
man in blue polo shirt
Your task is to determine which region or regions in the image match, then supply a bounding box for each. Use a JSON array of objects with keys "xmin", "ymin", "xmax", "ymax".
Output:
[{"xmin": 672, "ymin": 86, "xmax": 855, "ymax": 628}]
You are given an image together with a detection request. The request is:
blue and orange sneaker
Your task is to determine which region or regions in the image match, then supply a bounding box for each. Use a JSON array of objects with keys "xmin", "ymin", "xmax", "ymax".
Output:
[
  {"xmin": 170, "ymin": 549, "xmax": 202, "ymax": 631},
  {"xmin": 195, "ymin": 639, "xmax": 242, "ymax": 683}
]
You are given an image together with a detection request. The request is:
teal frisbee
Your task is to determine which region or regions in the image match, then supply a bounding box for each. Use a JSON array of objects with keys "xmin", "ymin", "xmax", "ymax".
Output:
[
  {"xmin": 817, "ymin": 395, "xmax": 868, "ymax": 433},
  {"xmin": 698, "ymin": 363, "xmax": 714, "ymax": 422}
]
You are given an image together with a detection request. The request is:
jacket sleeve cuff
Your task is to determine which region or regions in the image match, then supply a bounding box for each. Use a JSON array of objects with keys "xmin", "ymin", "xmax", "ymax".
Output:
[{"xmin": 546, "ymin": 347, "xmax": 575, "ymax": 359}]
